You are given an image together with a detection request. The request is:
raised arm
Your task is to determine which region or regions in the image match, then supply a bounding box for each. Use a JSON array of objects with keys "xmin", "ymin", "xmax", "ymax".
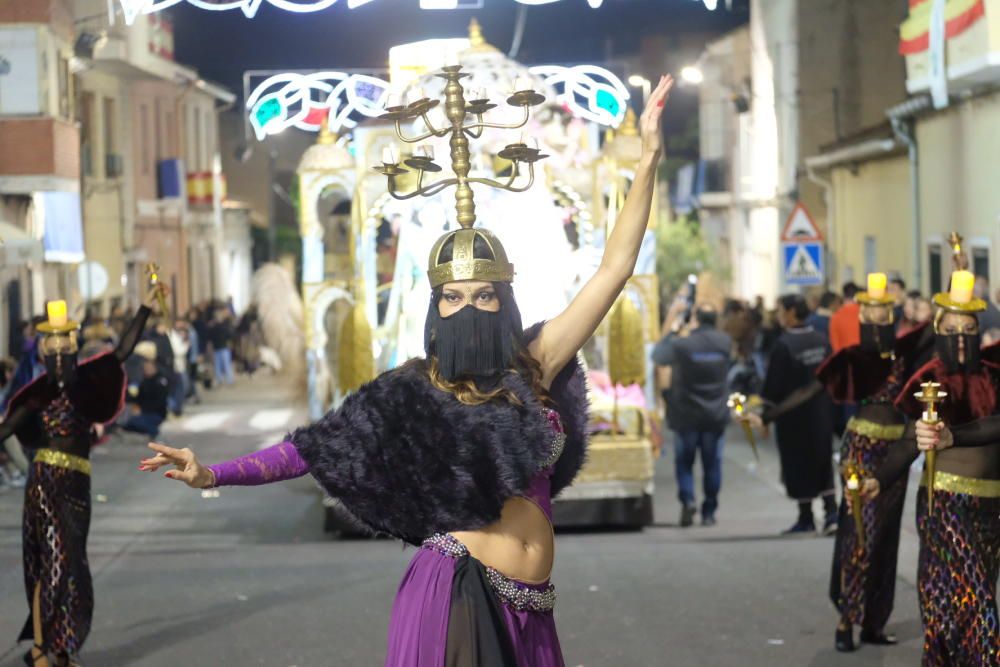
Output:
[
  {"xmin": 140, "ymin": 441, "xmax": 310, "ymax": 488},
  {"xmin": 530, "ymin": 75, "xmax": 673, "ymax": 384},
  {"xmin": 114, "ymin": 284, "xmax": 167, "ymax": 362}
]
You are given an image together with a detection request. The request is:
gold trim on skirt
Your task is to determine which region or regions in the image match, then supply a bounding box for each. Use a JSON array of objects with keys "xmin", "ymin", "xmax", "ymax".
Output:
[
  {"xmin": 845, "ymin": 416, "xmax": 905, "ymax": 441},
  {"xmin": 34, "ymin": 448, "xmax": 91, "ymax": 476},
  {"xmin": 920, "ymin": 470, "xmax": 1000, "ymax": 498}
]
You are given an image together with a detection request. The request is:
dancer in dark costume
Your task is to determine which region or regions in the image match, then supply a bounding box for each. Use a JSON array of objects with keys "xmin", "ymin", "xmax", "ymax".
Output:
[
  {"xmin": 861, "ymin": 270, "xmax": 1000, "ymax": 666},
  {"xmin": 0, "ymin": 287, "xmax": 163, "ymax": 667},
  {"xmin": 139, "ymin": 76, "xmax": 673, "ymax": 666}
]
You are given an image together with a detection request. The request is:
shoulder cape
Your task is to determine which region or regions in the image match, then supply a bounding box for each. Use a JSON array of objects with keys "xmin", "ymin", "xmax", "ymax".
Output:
[
  {"xmin": 895, "ymin": 341, "xmax": 1000, "ymax": 425},
  {"xmin": 816, "ymin": 321, "xmax": 934, "ymax": 403},
  {"xmin": 5, "ymin": 352, "xmax": 127, "ymax": 449},
  {"xmin": 290, "ymin": 324, "xmax": 589, "ymax": 545}
]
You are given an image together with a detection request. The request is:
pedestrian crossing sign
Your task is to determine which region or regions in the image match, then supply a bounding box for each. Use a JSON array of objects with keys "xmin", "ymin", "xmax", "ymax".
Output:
[{"xmin": 783, "ymin": 242, "xmax": 824, "ymax": 285}]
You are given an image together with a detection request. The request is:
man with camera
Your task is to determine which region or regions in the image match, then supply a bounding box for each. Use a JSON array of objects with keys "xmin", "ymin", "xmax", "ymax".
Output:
[{"xmin": 652, "ymin": 286, "xmax": 733, "ymax": 528}]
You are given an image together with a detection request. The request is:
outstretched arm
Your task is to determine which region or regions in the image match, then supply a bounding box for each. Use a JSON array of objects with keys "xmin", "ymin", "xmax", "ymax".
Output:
[
  {"xmin": 114, "ymin": 284, "xmax": 167, "ymax": 362},
  {"xmin": 140, "ymin": 441, "xmax": 310, "ymax": 488},
  {"xmin": 530, "ymin": 75, "xmax": 673, "ymax": 385}
]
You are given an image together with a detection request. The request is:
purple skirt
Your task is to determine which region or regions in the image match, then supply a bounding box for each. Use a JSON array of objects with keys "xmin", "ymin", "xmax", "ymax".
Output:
[{"xmin": 384, "ymin": 535, "xmax": 564, "ymax": 667}]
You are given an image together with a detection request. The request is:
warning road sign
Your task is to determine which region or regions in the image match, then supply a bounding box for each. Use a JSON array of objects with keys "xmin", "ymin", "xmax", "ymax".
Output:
[
  {"xmin": 781, "ymin": 203, "xmax": 823, "ymax": 242},
  {"xmin": 783, "ymin": 242, "xmax": 824, "ymax": 286}
]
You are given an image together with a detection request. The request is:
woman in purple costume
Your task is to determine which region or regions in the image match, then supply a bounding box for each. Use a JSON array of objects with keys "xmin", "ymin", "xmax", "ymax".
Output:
[{"xmin": 140, "ymin": 76, "xmax": 673, "ymax": 666}]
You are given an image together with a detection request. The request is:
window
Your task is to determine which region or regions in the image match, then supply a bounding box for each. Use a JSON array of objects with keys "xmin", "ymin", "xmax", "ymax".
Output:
[
  {"xmin": 140, "ymin": 104, "xmax": 150, "ymax": 175},
  {"xmin": 193, "ymin": 108, "xmax": 202, "ymax": 171},
  {"xmin": 973, "ymin": 247, "xmax": 990, "ymax": 280},
  {"xmin": 80, "ymin": 92, "xmax": 95, "ymax": 177},
  {"xmin": 165, "ymin": 110, "xmax": 175, "ymax": 157},
  {"xmin": 928, "ymin": 245, "xmax": 942, "ymax": 294},
  {"xmin": 864, "ymin": 236, "xmax": 876, "ymax": 276},
  {"xmin": 154, "ymin": 99, "xmax": 163, "ymax": 161},
  {"xmin": 103, "ymin": 97, "xmax": 118, "ymax": 178},
  {"xmin": 103, "ymin": 97, "xmax": 116, "ymax": 155},
  {"xmin": 57, "ymin": 56, "xmax": 71, "ymax": 119}
]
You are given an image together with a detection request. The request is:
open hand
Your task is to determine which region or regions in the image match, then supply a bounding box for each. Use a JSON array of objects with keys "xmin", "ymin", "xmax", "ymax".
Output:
[
  {"xmin": 916, "ymin": 420, "xmax": 952, "ymax": 451},
  {"xmin": 640, "ymin": 75, "xmax": 674, "ymax": 158},
  {"xmin": 139, "ymin": 442, "xmax": 215, "ymax": 489}
]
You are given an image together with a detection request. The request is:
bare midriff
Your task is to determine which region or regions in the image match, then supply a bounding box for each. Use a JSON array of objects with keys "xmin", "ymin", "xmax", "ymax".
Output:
[{"xmin": 449, "ymin": 496, "xmax": 555, "ymax": 584}]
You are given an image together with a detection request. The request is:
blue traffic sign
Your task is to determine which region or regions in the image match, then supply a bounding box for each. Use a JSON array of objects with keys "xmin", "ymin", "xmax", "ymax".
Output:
[{"xmin": 783, "ymin": 242, "xmax": 824, "ymax": 286}]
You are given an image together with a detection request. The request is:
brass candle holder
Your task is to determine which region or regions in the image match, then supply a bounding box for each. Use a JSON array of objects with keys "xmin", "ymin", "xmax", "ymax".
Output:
[
  {"xmin": 914, "ymin": 381, "xmax": 947, "ymax": 513},
  {"xmin": 843, "ymin": 463, "xmax": 865, "ymax": 552},
  {"xmin": 145, "ymin": 263, "xmax": 169, "ymax": 319},
  {"xmin": 727, "ymin": 392, "xmax": 759, "ymax": 461},
  {"xmin": 376, "ymin": 66, "xmax": 548, "ymax": 226}
]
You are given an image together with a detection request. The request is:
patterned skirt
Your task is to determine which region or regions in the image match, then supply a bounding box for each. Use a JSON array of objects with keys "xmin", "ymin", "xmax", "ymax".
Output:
[
  {"xmin": 916, "ymin": 473, "xmax": 1000, "ymax": 666},
  {"xmin": 829, "ymin": 419, "xmax": 907, "ymax": 630},
  {"xmin": 19, "ymin": 449, "xmax": 94, "ymax": 659}
]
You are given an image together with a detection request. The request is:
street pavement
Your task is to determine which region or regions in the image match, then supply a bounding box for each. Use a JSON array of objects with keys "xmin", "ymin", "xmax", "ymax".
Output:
[{"xmin": 0, "ymin": 375, "xmax": 927, "ymax": 666}]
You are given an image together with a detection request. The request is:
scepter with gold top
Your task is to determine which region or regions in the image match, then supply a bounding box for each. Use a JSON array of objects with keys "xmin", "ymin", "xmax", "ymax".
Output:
[
  {"xmin": 914, "ymin": 381, "xmax": 947, "ymax": 513},
  {"xmin": 843, "ymin": 463, "xmax": 865, "ymax": 552},
  {"xmin": 145, "ymin": 263, "xmax": 169, "ymax": 319},
  {"xmin": 727, "ymin": 392, "xmax": 760, "ymax": 461}
]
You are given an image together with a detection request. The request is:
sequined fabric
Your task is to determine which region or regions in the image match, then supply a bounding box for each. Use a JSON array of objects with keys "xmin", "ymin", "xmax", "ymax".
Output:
[
  {"xmin": 20, "ymin": 456, "xmax": 93, "ymax": 658},
  {"xmin": 916, "ymin": 485, "xmax": 1000, "ymax": 666},
  {"xmin": 40, "ymin": 392, "xmax": 92, "ymax": 440},
  {"xmin": 829, "ymin": 429, "xmax": 907, "ymax": 630},
  {"xmin": 422, "ymin": 534, "xmax": 556, "ymax": 612}
]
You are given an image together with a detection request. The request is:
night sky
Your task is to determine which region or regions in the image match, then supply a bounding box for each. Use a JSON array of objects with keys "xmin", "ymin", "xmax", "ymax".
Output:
[{"xmin": 171, "ymin": 0, "xmax": 749, "ymax": 93}]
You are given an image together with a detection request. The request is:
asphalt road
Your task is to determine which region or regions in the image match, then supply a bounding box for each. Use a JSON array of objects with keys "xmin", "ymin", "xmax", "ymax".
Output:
[{"xmin": 0, "ymin": 375, "xmax": 926, "ymax": 666}]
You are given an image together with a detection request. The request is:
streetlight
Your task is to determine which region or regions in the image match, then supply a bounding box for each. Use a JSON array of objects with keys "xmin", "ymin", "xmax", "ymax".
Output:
[
  {"xmin": 680, "ymin": 65, "xmax": 704, "ymax": 85},
  {"xmin": 627, "ymin": 74, "xmax": 651, "ymax": 106}
]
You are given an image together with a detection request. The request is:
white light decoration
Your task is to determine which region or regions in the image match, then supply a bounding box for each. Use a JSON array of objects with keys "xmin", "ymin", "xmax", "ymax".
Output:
[
  {"xmin": 122, "ymin": 0, "xmax": 723, "ymax": 25},
  {"xmin": 246, "ymin": 65, "xmax": 630, "ymax": 139},
  {"xmin": 528, "ymin": 64, "xmax": 630, "ymax": 127},
  {"xmin": 247, "ymin": 71, "xmax": 393, "ymax": 139}
]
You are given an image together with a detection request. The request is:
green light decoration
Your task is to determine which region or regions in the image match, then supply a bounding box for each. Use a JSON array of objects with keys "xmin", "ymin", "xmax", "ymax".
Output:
[
  {"xmin": 255, "ymin": 98, "xmax": 284, "ymax": 130},
  {"xmin": 595, "ymin": 88, "xmax": 620, "ymax": 117}
]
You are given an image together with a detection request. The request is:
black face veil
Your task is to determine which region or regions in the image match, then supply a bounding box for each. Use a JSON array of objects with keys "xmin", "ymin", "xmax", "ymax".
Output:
[{"xmin": 424, "ymin": 282, "xmax": 524, "ymax": 383}]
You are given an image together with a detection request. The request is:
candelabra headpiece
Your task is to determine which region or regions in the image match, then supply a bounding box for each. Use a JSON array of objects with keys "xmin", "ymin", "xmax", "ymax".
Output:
[{"xmin": 376, "ymin": 50, "xmax": 547, "ymax": 288}]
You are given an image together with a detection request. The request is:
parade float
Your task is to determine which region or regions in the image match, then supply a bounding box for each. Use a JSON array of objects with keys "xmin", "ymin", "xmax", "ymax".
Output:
[{"xmin": 256, "ymin": 21, "xmax": 662, "ymax": 532}]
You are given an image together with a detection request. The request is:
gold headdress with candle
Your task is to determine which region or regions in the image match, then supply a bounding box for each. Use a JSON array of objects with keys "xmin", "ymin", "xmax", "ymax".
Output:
[
  {"xmin": 36, "ymin": 300, "xmax": 80, "ymax": 335},
  {"xmin": 932, "ymin": 270, "xmax": 986, "ymax": 329},
  {"xmin": 856, "ymin": 272, "xmax": 895, "ymax": 306},
  {"xmin": 375, "ymin": 20, "xmax": 548, "ymax": 288}
]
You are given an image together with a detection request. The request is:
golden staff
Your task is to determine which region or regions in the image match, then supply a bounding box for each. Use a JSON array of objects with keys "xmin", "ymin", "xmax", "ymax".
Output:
[
  {"xmin": 727, "ymin": 392, "xmax": 759, "ymax": 461},
  {"xmin": 844, "ymin": 465, "xmax": 865, "ymax": 552},
  {"xmin": 145, "ymin": 263, "xmax": 169, "ymax": 320},
  {"xmin": 914, "ymin": 381, "xmax": 947, "ymax": 513}
]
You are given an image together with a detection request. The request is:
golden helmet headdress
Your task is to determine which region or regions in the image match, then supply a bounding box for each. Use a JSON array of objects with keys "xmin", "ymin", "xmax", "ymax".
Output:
[{"xmin": 427, "ymin": 227, "xmax": 514, "ymax": 289}]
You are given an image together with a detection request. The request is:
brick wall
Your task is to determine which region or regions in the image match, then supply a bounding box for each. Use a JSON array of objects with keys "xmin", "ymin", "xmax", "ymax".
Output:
[{"xmin": 0, "ymin": 117, "xmax": 79, "ymax": 179}]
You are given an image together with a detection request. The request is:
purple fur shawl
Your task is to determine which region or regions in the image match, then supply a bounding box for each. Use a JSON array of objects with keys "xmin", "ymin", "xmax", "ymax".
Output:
[{"xmin": 289, "ymin": 324, "xmax": 589, "ymax": 545}]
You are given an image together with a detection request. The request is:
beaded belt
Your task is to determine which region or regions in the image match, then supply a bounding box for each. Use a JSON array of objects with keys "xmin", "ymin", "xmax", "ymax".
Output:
[
  {"xmin": 34, "ymin": 448, "xmax": 91, "ymax": 476},
  {"xmin": 920, "ymin": 470, "xmax": 1000, "ymax": 498},
  {"xmin": 422, "ymin": 533, "xmax": 557, "ymax": 612}
]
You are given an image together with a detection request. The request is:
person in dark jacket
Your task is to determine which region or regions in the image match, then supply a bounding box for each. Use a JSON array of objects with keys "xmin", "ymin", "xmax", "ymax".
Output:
[
  {"xmin": 122, "ymin": 343, "xmax": 169, "ymax": 439},
  {"xmin": 208, "ymin": 311, "xmax": 235, "ymax": 385},
  {"xmin": 806, "ymin": 291, "xmax": 840, "ymax": 341},
  {"xmin": 752, "ymin": 294, "xmax": 838, "ymax": 535},
  {"xmin": 652, "ymin": 304, "xmax": 733, "ymax": 527}
]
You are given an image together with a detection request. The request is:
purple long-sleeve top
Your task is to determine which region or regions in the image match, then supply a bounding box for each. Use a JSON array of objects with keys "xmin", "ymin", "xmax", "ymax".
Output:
[{"xmin": 208, "ymin": 441, "xmax": 310, "ymax": 486}]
